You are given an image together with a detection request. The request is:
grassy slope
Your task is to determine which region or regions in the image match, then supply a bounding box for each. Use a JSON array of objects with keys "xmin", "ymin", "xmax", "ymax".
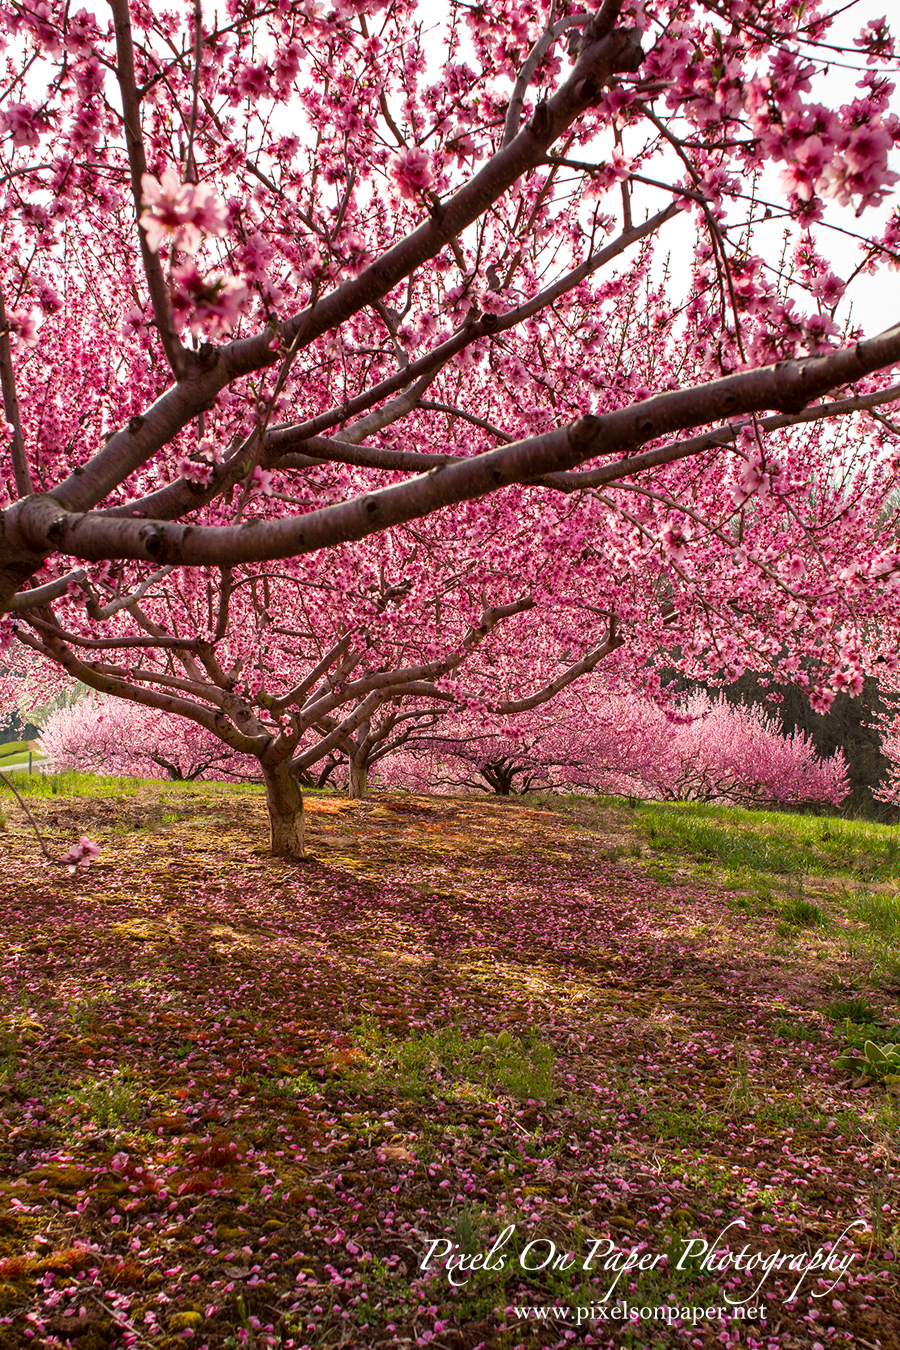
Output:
[
  {"xmin": 0, "ymin": 776, "xmax": 898, "ymax": 1349},
  {"xmin": 0, "ymin": 740, "xmax": 44, "ymax": 767}
]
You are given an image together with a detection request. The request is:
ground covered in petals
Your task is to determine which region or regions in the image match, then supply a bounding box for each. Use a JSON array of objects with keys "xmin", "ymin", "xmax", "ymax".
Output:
[{"xmin": 0, "ymin": 779, "xmax": 898, "ymax": 1349}]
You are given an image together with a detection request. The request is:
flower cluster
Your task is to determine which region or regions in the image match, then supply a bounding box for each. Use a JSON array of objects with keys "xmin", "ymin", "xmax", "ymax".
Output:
[
  {"xmin": 139, "ymin": 169, "xmax": 228, "ymax": 254},
  {"xmin": 168, "ymin": 264, "xmax": 249, "ymax": 336},
  {"xmin": 388, "ymin": 146, "xmax": 434, "ymax": 201},
  {"xmin": 58, "ymin": 835, "xmax": 101, "ymax": 867}
]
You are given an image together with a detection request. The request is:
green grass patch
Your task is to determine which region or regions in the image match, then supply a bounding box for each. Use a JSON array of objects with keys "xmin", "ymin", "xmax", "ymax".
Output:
[
  {"xmin": 771, "ymin": 1016, "xmax": 824, "ymax": 1043},
  {"xmin": 349, "ymin": 1022, "xmax": 554, "ymax": 1102},
  {"xmin": 0, "ymin": 739, "xmax": 45, "ymax": 769},
  {"xmin": 636, "ymin": 799, "xmax": 900, "ymax": 881},
  {"xmin": 68, "ymin": 1074, "xmax": 145, "ymax": 1128},
  {"xmin": 780, "ymin": 894, "xmax": 827, "ymax": 927},
  {"xmin": 6, "ymin": 769, "xmax": 266, "ymax": 798},
  {"xmin": 850, "ymin": 890, "xmax": 900, "ymax": 941},
  {"xmin": 0, "ymin": 739, "xmax": 35, "ymax": 759},
  {"xmin": 6, "ymin": 769, "xmax": 146, "ymax": 797},
  {"xmin": 825, "ymin": 995, "xmax": 881, "ymax": 1024}
]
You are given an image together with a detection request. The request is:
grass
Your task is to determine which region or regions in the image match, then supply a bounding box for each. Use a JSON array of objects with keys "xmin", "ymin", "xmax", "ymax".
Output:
[
  {"xmin": 635, "ymin": 797, "xmax": 900, "ymax": 880},
  {"xmin": 780, "ymin": 893, "xmax": 827, "ymax": 927},
  {"xmin": 0, "ymin": 739, "xmax": 45, "ymax": 769},
  {"xmin": 349, "ymin": 1021, "xmax": 555, "ymax": 1102},
  {"xmin": 772, "ymin": 1016, "xmax": 824, "ymax": 1042},
  {"xmin": 629, "ymin": 796, "xmax": 900, "ymax": 989},
  {"xmin": 850, "ymin": 889, "xmax": 900, "ymax": 940},
  {"xmin": 825, "ymin": 996, "xmax": 882, "ymax": 1024},
  {"xmin": 1, "ymin": 768, "xmax": 145, "ymax": 796},
  {"xmin": 0, "ymin": 768, "xmax": 270, "ymax": 800},
  {"xmin": 0, "ymin": 740, "xmax": 33, "ymax": 759},
  {"xmin": 68, "ymin": 1074, "xmax": 145, "ymax": 1129}
]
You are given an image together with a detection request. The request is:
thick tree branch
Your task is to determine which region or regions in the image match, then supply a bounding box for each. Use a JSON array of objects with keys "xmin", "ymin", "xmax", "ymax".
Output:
[
  {"xmin": 79, "ymin": 205, "xmax": 678, "ymax": 528},
  {"xmin": 7, "ymin": 323, "xmax": 900, "ymax": 587},
  {"xmin": 8, "ymin": 568, "xmax": 87, "ymax": 611},
  {"xmin": 13, "ymin": 621, "xmax": 266, "ymax": 753},
  {"xmin": 0, "ymin": 284, "xmax": 31, "ymax": 497},
  {"xmin": 494, "ymin": 630, "xmax": 622, "ymax": 714},
  {"xmin": 43, "ymin": 24, "xmax": 645, "ymax": 517}
]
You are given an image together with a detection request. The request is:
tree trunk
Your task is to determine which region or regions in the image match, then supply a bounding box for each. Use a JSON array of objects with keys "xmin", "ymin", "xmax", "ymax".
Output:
[
  {"xmin": 348, "ymin": 718, "xmax": 370, "ymax": 800},
  {"xmin": 262, "ymin": 759, "xmax": 305, "ymax": 859},
  {"xmin": 348, "ymin": 751, "xmax": 369, "ymax": 800}
]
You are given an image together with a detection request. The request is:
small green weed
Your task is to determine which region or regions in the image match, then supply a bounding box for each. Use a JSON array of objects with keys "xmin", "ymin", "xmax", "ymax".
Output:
[
  {"xmin": 70, "ymin": 1074, "xmax": 144, "ymax": 1128},
  {"xmin": 772, "ymin": 1017, "xmax": 823, "ymax": 1043},
  {"xmin": 835, "ymin": 1038, "xmax": 900, "ymax": 1085},
  {"xmin": 646, "ymin": 1104, "xmax": 718, "ymax": 1144},
  {"xmin": 257, "ymin": 1071, "xmax": 319, "ymax": 1098},
  {"xmin": 780, "ymin": 895, "xmax": 826, "ymax": 927},
  {"xmin": 825, "ymin": 996, "xmax": 880, "ymax": 1024}
]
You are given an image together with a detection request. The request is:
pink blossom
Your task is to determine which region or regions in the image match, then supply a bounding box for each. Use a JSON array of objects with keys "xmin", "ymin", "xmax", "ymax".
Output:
[
  {"xmin": 121, "ymin": 305, "xmax": 151, "ymax": 337},
  {"xmin": 6, "ymin": 309, "xmax": 41, "ymax": 346},
  {"xmin": 234, "ymin": 62, "xmax": 269, "ymax": 100},
  {"xmin": 335, "ymin": 230, "xmax": 372, "ymax": 277},
  {"xmin": 660, "ymin": 520, "xmax": 690, "ymax": 563},
  {"xmin": 388, "ymin": 147, "xmax": 434, "ymax": 201},
  {"xmin": 733, "ymin": 450, "xmax": 769, "ymax": 506},
  {"xmin": 819, "ymin": 122, "xmax": 899, "ymax": 211},
  {"xmin": 196, "ymin": 437, "xmax": 223, "ymax": 465},
  {"xmin": 59, "ymin": 836, "xmax": 101, "ymax": 866},
  {"xmin": 139, "ymin": 169, "xmax": 228, "ymax": 254},
  {"xmin": 248, "ymin": 466, "xmax": 274, "ymax": 498},
  {"xmin": 1, "ymin": 103, "xmax": 45, "ymax": 148},
  {"xmin": 43, "ymin": 701, "xmax": 258, "ymax": 782},
  {"xmin": 168, "ymin": 264, "xmax": 249, "ymax": 336},
  {"xmin": 177, "ymin": 457, "xmax": 214, "ymax": 487},
  {"xmin": 779, "ymin": 135, "xmax": 829, "ymax": 201}
]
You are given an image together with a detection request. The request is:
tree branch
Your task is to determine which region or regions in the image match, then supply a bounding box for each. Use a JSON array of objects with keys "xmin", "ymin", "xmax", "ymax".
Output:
[
  {"xmin": 108, "ymin": 0, "xmax": 186, "ymax": 378},
  {"xmin": 44, "ymin": 23, "xmax": 645, "ymax": 517},
  {"xmin": 0, "ymin": 283, "xmax": 32, "ymax": 497},
  {"xmin": 8, "ymin": 322, "xmax": 900, "ymax": 584}
]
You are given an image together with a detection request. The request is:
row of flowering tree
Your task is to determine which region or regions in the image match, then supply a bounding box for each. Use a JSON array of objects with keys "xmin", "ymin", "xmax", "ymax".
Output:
[
  {"xmin": 38, "ymin": 681, "xmax": 848, "ymax": 809},
  {"xmin": 372, "ymin": 687, "xmax": 849, "ymax": 807},
  {"xmin": 2, "ymin": 0, "xmax": 900, "ymax": 855}
]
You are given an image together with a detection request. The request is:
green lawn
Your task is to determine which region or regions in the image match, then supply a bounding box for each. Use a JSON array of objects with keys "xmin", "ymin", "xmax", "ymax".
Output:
[
  {"xmin": 0, "ymin": 739, "xmax": 34, "ymax": 759},
  {"xmin": 0, "ymin": 740, "xmax": 46, "ymax": 769}
]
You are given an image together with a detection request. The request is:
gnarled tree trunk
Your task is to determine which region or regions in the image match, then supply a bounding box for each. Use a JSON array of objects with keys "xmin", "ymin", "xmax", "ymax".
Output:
[
  {"xmin": 262, "ymin": 759, "xmax": 305, "ymax": 859},
  {"xmin": 348, "ymin": 751, "xmax": 369, "ymax": 800},
  {"xmin": 348, "ymin": 718, "xmax": 371, "ymax": 800}
]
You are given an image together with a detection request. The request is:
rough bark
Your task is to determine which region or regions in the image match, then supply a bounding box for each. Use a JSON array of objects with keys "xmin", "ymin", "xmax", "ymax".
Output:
[
  {"xmin": 348, "ymin": 753, "xmax": 369, "ymax": 800},
  {"xmin": 262, "ymin": 759, "xmax": 306, "ymax": 859},
  {"xmin": 348, "ymin": 718, "xmax": 371, "ymax": 800}
]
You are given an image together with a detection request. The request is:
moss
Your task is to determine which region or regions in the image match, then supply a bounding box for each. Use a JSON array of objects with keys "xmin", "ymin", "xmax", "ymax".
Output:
[
  {"xmin": 24, "ymin": 1165, "xmax": 92, "ymax": 1190},
  {"xmin": 78, "ymin": 1327, "xmax": 113, "ymax": 1350},
  {"xmin": 169, "ymin": 1310, "xmax": 203, "ymax": 1331},
  {"xmin": 0, "ymin": 1283, "xmax": 23, "ymax": 1314}
]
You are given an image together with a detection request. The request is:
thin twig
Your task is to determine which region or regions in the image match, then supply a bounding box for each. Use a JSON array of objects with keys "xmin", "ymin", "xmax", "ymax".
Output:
[{"xmin": 0, "ymin": 767, "xmax": 56, "ymax": 863}]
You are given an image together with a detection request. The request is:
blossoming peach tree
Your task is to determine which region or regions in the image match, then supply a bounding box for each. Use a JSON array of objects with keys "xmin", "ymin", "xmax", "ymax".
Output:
[
  {"xmin": 2, "ymin": 0, "xmax": 900, "ymax": 857},
  {"xmin": 372, "ymin": 684, "xmax": 849, "ymax": 807}
]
